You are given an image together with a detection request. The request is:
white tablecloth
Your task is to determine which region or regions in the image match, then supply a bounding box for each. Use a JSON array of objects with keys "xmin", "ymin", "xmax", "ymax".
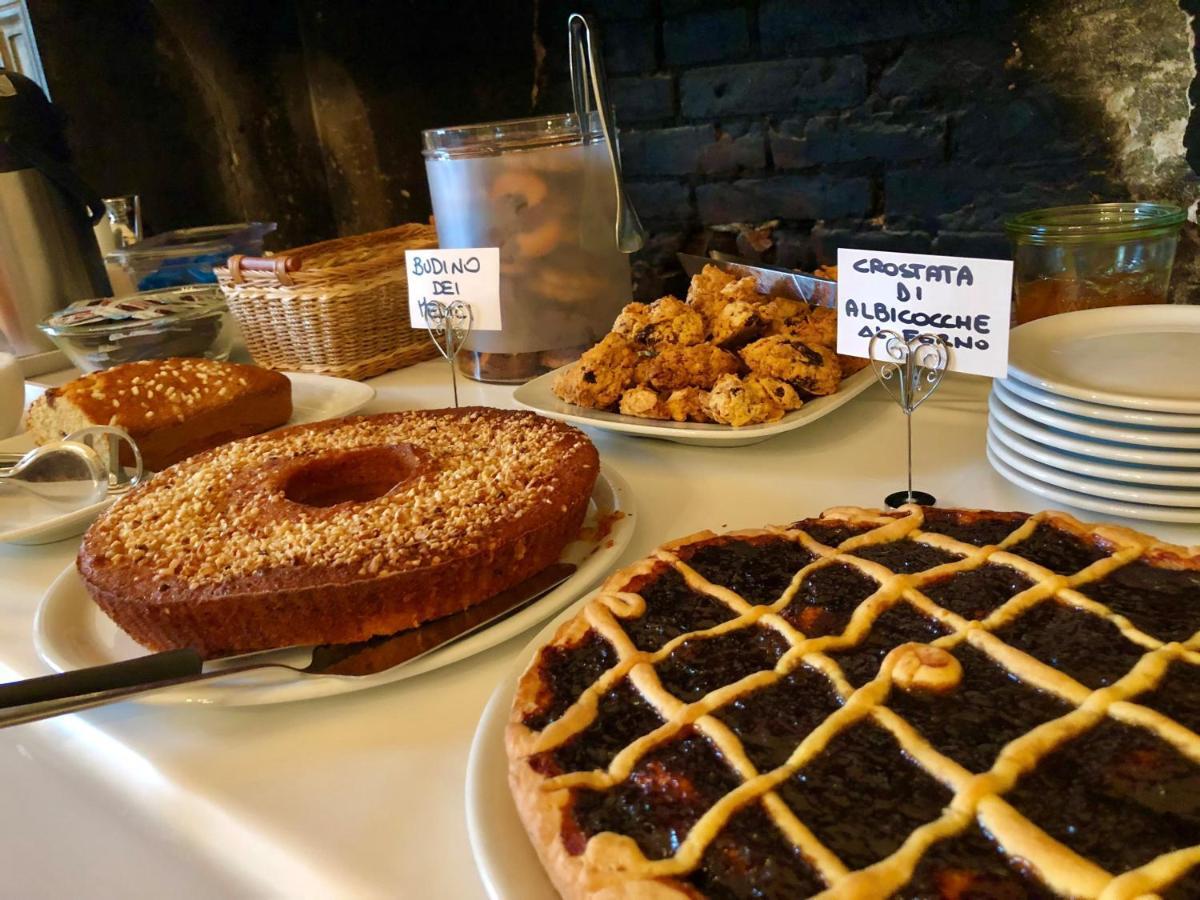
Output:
[{"xmin": 1, "ymin": 361, "xmax": 1195, "ymax": 898}]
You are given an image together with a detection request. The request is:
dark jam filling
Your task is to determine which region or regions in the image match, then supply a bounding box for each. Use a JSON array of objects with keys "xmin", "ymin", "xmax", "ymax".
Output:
[
  {"xmin": 1133, "ymin": 660, "xmax": 1200, "ymax": 735},
  {"xmin": 523, "ymin": 630, "xmax": 618, "ymax": 731},
  {"xmin": 991, "ymin": 599, "xmax": 1145, "ymax": 689},
  {"xmin": 921, "ymin": 564, "xmax": 1034, "ymax": 621},
  {"xmin": 566, "ymin": 726, "xmax": 742, "ymax": 860},
  {"xmin": 684, "ymin": 538, "xmax": 817, "ymax": 605},
  {"xmin": 826, "ymin": 602, "xmax": 950, "ymax": 687},
  {"xmin": 1004, "ymin": 523, "xmax": 1110, "ymax": 575},
  {"xmin": 712, "ymin": 665, "xmax": 843, "ymax": 772},
  {"xmin": 1004, "ymin": 719, "xmax": 1200, "ymax": 873},
  {"xmin": 898, "ymin": 823, "xmax": 1055, "ymax": 899},
  {"xmin": 1162, "ymin": 865, "xmax": 1200, "ymax": 900},
  {"xmin": 849, "ymin": 539, "xmax": 965, "ymax": 574},
  {"xmin": 779, "ymin": 563, "xmax": 880, "ymax": 637},
  {"xmin": 776, "ymin": 722, "xmax": 952, "ymax": 872},
  {"xmin": 683, "ymin": 801, "xmax": 826, "ymax": 899},
  {"xmin": 792, "ymin": 518, "xmax": 875, "ymax": 548},
  {"xmin": 919, "ymin": 507, "xmax": 1031, "ymax": 548},
  {"xmin": 622, "ymin": 565, "xmax": 738, "ymax": 653},
  {"xmin": 654, "ymin": 626, "xmax": 789, "ymax": 703},
  {"xmin": 888, "ymin": 646, "xmax": 1073, "ymax": 773},
  {"xmin": 1077, "ymin": 559, "xmax": 1200, "ymax": 643},
  {"xmin": 530, "ymin": 678, "xmax": 665, "ymax": 776}
]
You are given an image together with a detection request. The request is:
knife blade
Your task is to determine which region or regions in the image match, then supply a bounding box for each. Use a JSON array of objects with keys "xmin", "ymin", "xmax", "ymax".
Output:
[
  {"xmin": 677, "ymin": 252, "xmax": 838, "ymax": 309},
  {"xmin": 0, "ymin": 562, "xmax": 578, "ymax": 727}
]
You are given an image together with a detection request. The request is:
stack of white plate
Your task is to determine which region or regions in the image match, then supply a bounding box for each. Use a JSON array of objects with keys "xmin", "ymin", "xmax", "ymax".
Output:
[{"xmin": 987, "ymin": 305, "xmax": 1200, "ymax": 524}]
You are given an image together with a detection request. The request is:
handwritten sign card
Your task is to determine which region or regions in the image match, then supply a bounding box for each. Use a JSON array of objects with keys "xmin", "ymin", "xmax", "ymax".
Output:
[
  {"xmin": 836, "ymin": 249, "xmax": 1013, "ymax": 378},
  {"xmin": 406, "ymin": 248, "xmax": 502, "ymax": 331}
]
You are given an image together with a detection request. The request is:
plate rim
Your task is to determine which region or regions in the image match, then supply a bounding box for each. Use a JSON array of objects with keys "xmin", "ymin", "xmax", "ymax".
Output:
[
  {"xmin": 512, "ymin": 363, "xmax": 878, "ymax": 444},
  {"xmin": 988, "ymin": 389, "xmax": 1200, "ymax": 469},
  {"xmin": 1007, "ymin": 306, "xmax": 1200, "ymax": 414},
  {"xmin": 992, "ymin": 379, "xmax": 1200, "ymax": 450},
  {"xmin": 986, "ymin": 443, "xmax": 1200, "ymax": 524},
  {"xmin": 987, "ymin": 415, "xmax": 1200, "ymax": 489},
  {"xmin": 999, "ymin": 375, "xmax": 1200, "ymax": 429},
  {"xmin": 31, "ymin": 464, "xmax": 636, "ymax": 707},
  {"xmin": 986, "ymin": 427, "xmax": 1200, "ymax": 507}
]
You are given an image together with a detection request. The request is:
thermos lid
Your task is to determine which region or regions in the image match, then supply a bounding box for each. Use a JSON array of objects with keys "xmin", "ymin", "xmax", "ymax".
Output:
[{"xmin": 0, "ymin": 70, "xmax": 71, "ymax": 175}]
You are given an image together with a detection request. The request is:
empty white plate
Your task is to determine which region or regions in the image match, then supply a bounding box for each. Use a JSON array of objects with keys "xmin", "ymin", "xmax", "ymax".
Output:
[
  {"xmin": 988, "ymin": 415, "xmax": 1200, "ymax": 489},
  {"xmin": 1008, "ymin": 306, "xmax": 1200, "ymax": 414},
  {"xmin": 989, "ymin": 389, "xmax": 1200, "ymax": 469},
  {"xmin": 992, "ymin": 380, "xmax": 1200, "ymax": 450},
  {"xmin": 999, "ymin": 376, "xmax": 1200, "ymax": 429},
  {"xmin": 987, "ymin": 428, "xmax": 1200, "ymax": 507},
  {"xmin": 986, "ymin": 444, "xmax": 1200, "ymax": 524}
]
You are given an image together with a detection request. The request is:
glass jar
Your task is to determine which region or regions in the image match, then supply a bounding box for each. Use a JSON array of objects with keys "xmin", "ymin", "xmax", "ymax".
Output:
[
  {"xmin": 1005, "ymin": 202, "xmax": 1185, "ymax": 325},
  {"xmin": 422, "ymin": 112, "xmax": 631, "ymax": 383}
]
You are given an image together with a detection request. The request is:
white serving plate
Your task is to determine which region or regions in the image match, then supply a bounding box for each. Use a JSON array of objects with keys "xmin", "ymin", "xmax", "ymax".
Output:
[
  {"xmin": 513, "ymin": 364, "xmax": 877, "ymax": 447},
  {"xmin": 1007, "ymin": 306, "xmax": 1200, "ymax": 414},
  {"xmin": 467, "ymin": 593, "xmax": 589, "ymax": 900},
  {"xmin": 991, "ymin": 380, "xmax": 1200, "ymax": 450},
  {"xmin": 0, "ymin": 372, "xmax": 375, "ymax": 545},
  {"xmin": 986, "ymin": 427, "xmax": 1200, "ymax": 508},
  {"xmin": 988, "ymin": 389, "xmax": 1200, "ymax": 469},
  {"xmin": 988, "ymin": 415, "xmax": 1200, "ymax": 489},
  {"xmin": 998, "ymin": 375, "xmax": 1200, "ymax": 429},
  {"xmin": 33, "ymin": 466, "xmax": 634, "ymax": 707},
  {"xmin": 986, "ymin": 444, "xmax": 1200, "ymax": 525}
]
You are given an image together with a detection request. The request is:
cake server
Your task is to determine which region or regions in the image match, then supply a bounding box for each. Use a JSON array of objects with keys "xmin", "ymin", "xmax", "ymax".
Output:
[
  {"xmin": 0, "ymin": 562, "xmax": 577, "ymax": 727},
  {"xmin": 677, "ymin": 252, "xmax": 837, "ymax": 309}
]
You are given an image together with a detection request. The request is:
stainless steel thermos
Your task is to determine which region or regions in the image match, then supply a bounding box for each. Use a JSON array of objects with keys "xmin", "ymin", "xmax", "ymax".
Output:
[{"xmin": 0, "ymin": 70, "xmax": 109, "ymax": 354}]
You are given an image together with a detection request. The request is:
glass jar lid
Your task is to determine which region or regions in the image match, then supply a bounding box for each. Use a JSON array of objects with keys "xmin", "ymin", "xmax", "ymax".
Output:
[
  {"xmin": 1005, "ymin": 202, "xmax": 1186, "ymax": 245},
  {"xmin": 422, "ymin": 111, "xmax": 603, "ymax": 159}
]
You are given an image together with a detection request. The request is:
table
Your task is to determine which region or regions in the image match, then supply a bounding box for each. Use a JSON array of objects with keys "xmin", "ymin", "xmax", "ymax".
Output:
[{"xmin": 2, "ymin": 361, "xmax": 1196, "ymax": 898}]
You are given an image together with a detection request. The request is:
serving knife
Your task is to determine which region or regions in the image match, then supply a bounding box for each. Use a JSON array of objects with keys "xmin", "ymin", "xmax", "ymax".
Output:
[
  {"xmin": 677, "ymin": 252, "xmax": 837, "ymax": 309},
  {"xmin": 0, "ymin": 562, "xmax": 577, "ymax": 728}
]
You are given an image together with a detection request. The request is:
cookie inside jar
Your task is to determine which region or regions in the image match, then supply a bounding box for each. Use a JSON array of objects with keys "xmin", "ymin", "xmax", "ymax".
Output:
[{"xmin": 423, "ymin": 112, "xmax": 631, "ymax": 383}]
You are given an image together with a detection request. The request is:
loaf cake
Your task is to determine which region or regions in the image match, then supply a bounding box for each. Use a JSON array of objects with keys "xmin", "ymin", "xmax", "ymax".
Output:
[
  {"xmin": 508, "ymin": 504, "xmax": 1200, "ymax": 898},
  {"xmin": 26, "ymin": 357, "xmax": 292, "ymax": 471},
  {"xmin": 78, "ymin": 408, "xmax": 599, "ymax": 657}
]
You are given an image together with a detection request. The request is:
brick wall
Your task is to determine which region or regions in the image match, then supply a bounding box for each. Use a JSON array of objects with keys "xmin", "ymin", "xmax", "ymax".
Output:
[{"xmin": 537, "ymin": 0, "xmax": 1144, "ymax": 300}]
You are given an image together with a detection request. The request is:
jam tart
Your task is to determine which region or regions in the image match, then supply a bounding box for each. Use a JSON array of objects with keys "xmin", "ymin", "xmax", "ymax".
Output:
[{"xmin": 507, "ymin": 505, "xmax": 1200, "ymax": 899}]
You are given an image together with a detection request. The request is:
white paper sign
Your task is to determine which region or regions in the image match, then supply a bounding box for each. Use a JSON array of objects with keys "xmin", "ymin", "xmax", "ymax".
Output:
[
  {"xmin": 406, "ymin": 248, "xmax": 502, "ymax": 331},
  {"xmin": 836, "ymin": 248, "xmax": 1013, "ymax": 378}
]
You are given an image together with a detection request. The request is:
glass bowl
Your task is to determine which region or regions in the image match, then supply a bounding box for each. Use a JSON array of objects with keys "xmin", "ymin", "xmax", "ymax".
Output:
[
  {"xmin": 1005, "ymin": 202, "xmax": 1185, "ymax": 325},
  {"xmin": 38, "ymin": 285, "xmax": 233, "ymax": 372}
]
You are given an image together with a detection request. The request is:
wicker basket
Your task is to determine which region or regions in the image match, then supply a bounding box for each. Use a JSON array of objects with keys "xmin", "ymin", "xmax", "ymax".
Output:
[{"xmin": 215, "ymin": 224, "xmax": 439, "ymax": 380}]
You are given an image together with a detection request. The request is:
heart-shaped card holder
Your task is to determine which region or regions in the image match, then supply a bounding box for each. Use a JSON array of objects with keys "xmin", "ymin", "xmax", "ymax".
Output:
[
  {"xmin": 868, "ymin": 330, "xmax": 950, "ymax": 508},
  {"xmin": 424, "ymin": 299, "xmax": 474, "ymax": 407}
]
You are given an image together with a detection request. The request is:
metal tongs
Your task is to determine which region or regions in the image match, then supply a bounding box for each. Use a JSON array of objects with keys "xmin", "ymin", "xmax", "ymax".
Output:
[
  {"xmin": 0, "ymin": 426, "xmax": 145, "ymax": 508},
  {"xmin": 568, "ymin": 13, "xmax": 646, "ymax": 253}
]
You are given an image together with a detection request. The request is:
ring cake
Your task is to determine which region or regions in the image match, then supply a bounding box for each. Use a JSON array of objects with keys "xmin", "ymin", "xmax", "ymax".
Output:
[
  {"xmin": 79, "ymin": 408, "xmax": 598, "ymax": 657},
  {"xmin": 507, "ymin": 505, "xmax": 1200, "ymax": 899}
]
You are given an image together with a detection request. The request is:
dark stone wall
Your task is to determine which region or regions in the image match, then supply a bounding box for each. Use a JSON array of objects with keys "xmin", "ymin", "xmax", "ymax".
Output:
[{"xmin": 26, "ymin": 0, "xmax": 1199, "ymax": 299}]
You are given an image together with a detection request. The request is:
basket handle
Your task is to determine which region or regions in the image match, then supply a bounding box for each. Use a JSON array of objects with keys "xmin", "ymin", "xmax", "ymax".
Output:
[{"xmin": 227, "ymin": 254, "xmax": 300, "ymax": 286}]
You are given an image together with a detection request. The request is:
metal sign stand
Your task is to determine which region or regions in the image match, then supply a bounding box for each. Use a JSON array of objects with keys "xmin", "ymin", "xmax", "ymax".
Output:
[
  {"xmin": 423, "ymin": 300, "xmax": 473, "ymax": 408},
  {"xmin": 868, "ymin": 330, "xmax": 950, "ymax": 508}
]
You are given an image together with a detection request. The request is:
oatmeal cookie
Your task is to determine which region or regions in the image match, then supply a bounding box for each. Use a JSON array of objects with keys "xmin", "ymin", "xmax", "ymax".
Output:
[
  {"xmin": 745, "ymin": 373, "xmax": 803, "ymax": 411},
  {"xmin": 707, "ymin": 373, "xmax": 786, "ymax": 427},
  {"xmin": 665, "ymin": 387, "xmax": 713, "ymax": 423},
  {"xmin": 612, "ymin": 295, "xmax": 705, "ymax": 348},
  {"xmin": 551, "ymin": 332, "xmax": 638, "ymax": 408},
  {"xmin": 618, "ymin": 386, "xmax": 670, "ymax": 420},
  {"xmin": 740, "ymin": 335, "xmax": 842, "ymax": 397},
  {"xmin": 686, "ymin": 264, "xmax": 737, "ymax": 322},
  {"xmin": 634, "ymin": 342, "xmax": 741, "ymax": 392},
  {"xmin": 786, "ymin": 304, "xmax": 838, "ymax": 347},
  {"xmin": 719, "ymin": 275, "xmax": 762, "ymax": 307},
  {"xmin": 710, "ymin": 299, "xmax": 766, "ymax": 348}
]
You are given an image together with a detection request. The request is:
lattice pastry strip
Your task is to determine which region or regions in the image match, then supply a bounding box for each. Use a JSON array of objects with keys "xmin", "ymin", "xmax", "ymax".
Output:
[{"xmin": 507, "ymin": 505, "xmax": 1200, "ymax": 899}]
